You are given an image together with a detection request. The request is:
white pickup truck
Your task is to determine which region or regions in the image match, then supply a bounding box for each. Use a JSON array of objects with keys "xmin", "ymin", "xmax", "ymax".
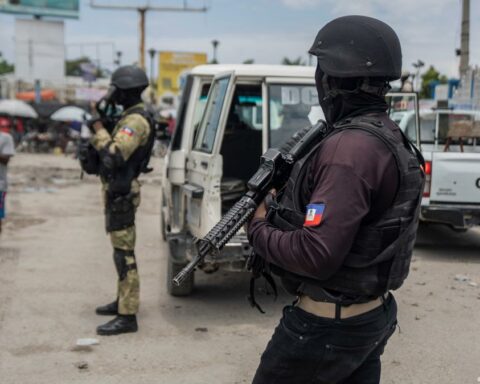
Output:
[{"xmin": 392, "ymin": 100, "xmax": 480, "ymax": 231}]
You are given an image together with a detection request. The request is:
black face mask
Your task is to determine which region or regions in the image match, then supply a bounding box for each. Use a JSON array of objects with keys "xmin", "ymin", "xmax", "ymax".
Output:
[{"xmin": 315, "ymin": 63, "xmax": 389, "ymax": 126}]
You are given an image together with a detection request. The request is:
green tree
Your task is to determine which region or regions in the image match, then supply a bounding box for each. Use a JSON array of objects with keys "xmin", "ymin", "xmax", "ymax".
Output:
[
  {"xmin": 281, "ymin": 56, "xmax": 306, "ymax": 66},
  {"xmin": 243, "ymin": 59, "xmax": 255, "ymax": 64},
  {"xmin": 0, "ymin": 56, "xmax": 14, "ymax": 75},
  {"xmin": 420, "ymin": 65, "xmax": 448, "ymax": 98}
]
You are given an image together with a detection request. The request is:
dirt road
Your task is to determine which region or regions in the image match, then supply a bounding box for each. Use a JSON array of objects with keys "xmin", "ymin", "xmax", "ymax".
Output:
[{"xmin": 0, "ymin": 154, "xmax": 479, "ymax": 384}]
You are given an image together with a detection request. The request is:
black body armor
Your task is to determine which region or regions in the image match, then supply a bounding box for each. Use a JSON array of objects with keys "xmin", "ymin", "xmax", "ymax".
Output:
[{"xmin": 266, "ymin": 115, "xmax": 424, "ymax": 303}]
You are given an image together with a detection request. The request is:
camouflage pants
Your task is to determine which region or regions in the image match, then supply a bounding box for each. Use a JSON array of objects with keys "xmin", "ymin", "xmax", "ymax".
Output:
[{"xmin": 104, "ymin": 182, "xmax": 141, "ymax": 315}]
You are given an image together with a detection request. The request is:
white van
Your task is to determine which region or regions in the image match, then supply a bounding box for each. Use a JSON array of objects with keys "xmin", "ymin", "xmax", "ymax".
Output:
[
  {"xmin": 394, "ymin": 105, "xmax": 480, "ymax": 231},
  {"xmin": 161, "ymin": 64, "xmax": 322, "ymax": 295}
]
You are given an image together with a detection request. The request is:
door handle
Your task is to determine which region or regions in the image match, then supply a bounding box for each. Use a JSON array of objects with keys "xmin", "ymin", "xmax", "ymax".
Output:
[{"xmin": 200, "ymin": 161, "xmax": 208, "ymax": 169}]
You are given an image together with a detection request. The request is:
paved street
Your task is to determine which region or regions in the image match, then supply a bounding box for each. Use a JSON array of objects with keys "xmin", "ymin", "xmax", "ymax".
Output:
[{"xmin": 0, "ymin": 154, "xmax": 479, "ymax": 384}]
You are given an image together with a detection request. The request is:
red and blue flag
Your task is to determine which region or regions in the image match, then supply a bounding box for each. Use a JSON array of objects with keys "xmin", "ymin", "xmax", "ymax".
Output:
[{"xmin": 303, "ymin": 203, "xmax": 325, "ymax": 227}]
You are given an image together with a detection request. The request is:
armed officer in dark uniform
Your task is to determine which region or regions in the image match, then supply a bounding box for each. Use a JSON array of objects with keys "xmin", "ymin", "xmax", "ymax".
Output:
[
  {"xmin": 247, "ymin": 16, "xmax": 424, "ymax": 383},
  {"xmin": 81, "ymin": 65, "xmax": 154, "ymax": 336}
]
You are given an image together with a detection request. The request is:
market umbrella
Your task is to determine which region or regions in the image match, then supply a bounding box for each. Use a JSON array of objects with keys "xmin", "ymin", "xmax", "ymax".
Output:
[
  {"xmin": 50, "ymin": 106, "xmax": 91, "ymax": 122},
  {"xmin": 0, "ymin": 99, "xmax": 38, "ymax": 118}
]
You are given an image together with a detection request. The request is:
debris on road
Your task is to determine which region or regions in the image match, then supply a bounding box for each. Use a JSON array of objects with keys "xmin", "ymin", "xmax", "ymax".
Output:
[
  {"xmin": 455, "ymin": 274, "xmax": 470, "ymax": 282},
  {"xmin": 76, "ymin": 338, "xmax": 99, "ymax": 346},
  {"xmin": 74, "ymin": 361, "xmax": 89, "ymax": 370},
  {"xmin": 71, "ymin": 338, "xmax": 100, "ymax": 352},
  {"xmin": 454, "ymin": 274, "xmax": 479, "ymax": 287}
]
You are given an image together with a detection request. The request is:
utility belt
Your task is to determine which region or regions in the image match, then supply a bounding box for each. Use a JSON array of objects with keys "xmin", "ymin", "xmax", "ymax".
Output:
[
  {"xmin": 296, "ymin": 293, "xmax": 389, "ymax": 320},
  {"xmin": 105, "ymin": 192, "xmax": 137, "ymax": 232}
]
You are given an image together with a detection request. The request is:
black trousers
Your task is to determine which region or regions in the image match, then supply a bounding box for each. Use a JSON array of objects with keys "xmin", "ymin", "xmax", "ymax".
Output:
[{"xmin": 252, "ymin": 294, "xmax": 397, "ymax": 384}]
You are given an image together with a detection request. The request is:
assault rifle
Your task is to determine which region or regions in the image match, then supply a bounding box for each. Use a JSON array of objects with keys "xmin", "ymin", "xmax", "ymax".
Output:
[{"xmin": 173, "ymin": 120, "xmax": 329, "ymax": 286}]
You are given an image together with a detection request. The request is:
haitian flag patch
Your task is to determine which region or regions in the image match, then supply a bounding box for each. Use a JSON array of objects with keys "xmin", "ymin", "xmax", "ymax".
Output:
[
  {"xmin": 120, "ymin": 127, "xmax": 134, "ymax": 137},
  {"xmin": 304, "ymin": 203, "xmax": 325, "ymax": 227}
]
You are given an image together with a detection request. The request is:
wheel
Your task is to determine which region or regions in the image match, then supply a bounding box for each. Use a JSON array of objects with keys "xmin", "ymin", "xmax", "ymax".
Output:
[
  {"xmin": 167, "ymin": 258, "xmax": 194, "ymax": 296},
  {"xmin": 166, "ymin": 239, "xmax": 194, "ymax": 296}
]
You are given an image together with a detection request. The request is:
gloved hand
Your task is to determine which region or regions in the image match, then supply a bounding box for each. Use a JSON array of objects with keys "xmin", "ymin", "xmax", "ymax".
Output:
[{"xmin": 85, "ymin": 109, "xmax": 103, "ymax": 133}]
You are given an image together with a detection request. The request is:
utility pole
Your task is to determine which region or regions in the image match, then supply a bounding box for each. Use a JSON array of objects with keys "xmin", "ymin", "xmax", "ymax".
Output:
[
  {"xmin": 211, "ymin": 39, "xmax": 219, "ymax": 64},
  {"xmin": 90, "ymin": 1, "xmax": 208, "ymax": 70},
  {"xmin": 148, "ymin": 48, "xmax": 157, "ymax": 103},
  {"xmin": 459, "ymin": 0, "xmax": 470, "ymax": 77}
]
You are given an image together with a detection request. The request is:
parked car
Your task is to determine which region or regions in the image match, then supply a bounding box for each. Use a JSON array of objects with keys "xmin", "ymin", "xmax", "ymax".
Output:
[{"xmin": 393, "ymin": 104, "xmax": 480, "ymax": 231}]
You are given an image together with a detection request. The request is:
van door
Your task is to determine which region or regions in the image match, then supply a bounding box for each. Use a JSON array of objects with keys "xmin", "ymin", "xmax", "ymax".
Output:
[
  {"xmin": 164, "ymin": 75, "xmax": 211, "ymax": 234},
  {"xmin": 185, "ymin": 72, "xmax": 236, "ymax": 238}
]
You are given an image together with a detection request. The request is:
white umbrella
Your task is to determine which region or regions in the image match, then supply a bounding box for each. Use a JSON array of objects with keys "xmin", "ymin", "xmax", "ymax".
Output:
[
  {"xmin": 50, "ymin": 106, "xmax": 91, "ymax": 122},
  {"xmin": 0, "ymin": 99, "xmax": 38, "ymax": 118}
]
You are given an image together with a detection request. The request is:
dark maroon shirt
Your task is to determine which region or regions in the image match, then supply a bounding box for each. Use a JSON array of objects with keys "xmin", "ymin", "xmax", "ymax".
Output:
[{"xmin": 247, "ymin": 114, "xmax": 402, "ymax": 281}]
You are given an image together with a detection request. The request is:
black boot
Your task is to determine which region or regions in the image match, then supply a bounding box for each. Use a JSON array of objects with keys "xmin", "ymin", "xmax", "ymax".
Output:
[
  {"xmin": 95, "ymin": 301, "xmax": 118, "ymax": 316},
  {"xmin": 96, "ymin": 315, "xmax": 138, "ymax": 336}
]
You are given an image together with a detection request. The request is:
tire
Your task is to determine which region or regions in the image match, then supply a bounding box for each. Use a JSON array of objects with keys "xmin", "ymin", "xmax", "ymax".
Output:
[{"xmin": 167, "ymin": 258, "xmax": 194, "ymax": 296}]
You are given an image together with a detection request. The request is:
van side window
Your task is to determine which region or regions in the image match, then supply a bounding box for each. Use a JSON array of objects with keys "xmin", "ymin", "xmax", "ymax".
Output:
[
  {"xmin": 194, "ymin": 77, "xmax": 230, "ymax": 153},
  {"xmin": 268, "ymin": 84, "xmax": 321, "ymax": 148},
  {"xmin": 220, "ymin": 84, "xmax": 263, "ymax": 183}
]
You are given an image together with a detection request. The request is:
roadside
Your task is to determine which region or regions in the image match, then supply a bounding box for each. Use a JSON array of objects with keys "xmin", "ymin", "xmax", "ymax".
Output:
[{"xmin": 0, "ymin": 153, "xmax": 479, "ymax": 384}]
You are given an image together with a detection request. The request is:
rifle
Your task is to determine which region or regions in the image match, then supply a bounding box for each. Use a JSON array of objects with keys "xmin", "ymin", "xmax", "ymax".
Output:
[{"xmin": 173, "ymin": 120, "xmax": 329, "ymax": 286}]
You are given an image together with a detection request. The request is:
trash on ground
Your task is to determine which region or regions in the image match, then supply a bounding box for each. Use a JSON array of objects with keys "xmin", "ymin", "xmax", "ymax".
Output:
[
  {"xmin": 76, "ymin": 338, "xmax": 99, "ymax": 346},
  {"xmin": 74, "ymin": 361, "xmax": 89, "ymax": 370},
  {"xmin": 454, "ymin": 274, "xmax": 470, "ymax": 282}
]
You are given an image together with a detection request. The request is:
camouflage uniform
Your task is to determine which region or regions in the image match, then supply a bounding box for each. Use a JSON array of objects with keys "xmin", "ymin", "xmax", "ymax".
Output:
[{"xmin": 91, "ymin": 103, "xmax": 150, "ymax": 315}]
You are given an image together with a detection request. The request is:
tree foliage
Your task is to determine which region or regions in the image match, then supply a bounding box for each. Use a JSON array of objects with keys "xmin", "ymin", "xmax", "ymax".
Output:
[
  {"xmin": 0, "ymin": 58, "xmax": 14, "ymax": 75},
  {"xmin": 243, "ymin": 59, "xmax": 254, "ymax": 64},
  {"xmin": 281, "ymin": 56, "xmax": 306, "ymax": 66},
  {"xmin": 420, "ymin": 65, "xmax": 448, "ymax": 98}
]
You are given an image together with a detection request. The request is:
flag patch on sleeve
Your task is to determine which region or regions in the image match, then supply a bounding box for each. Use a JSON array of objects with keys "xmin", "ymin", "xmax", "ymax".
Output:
[
  {"xmin": 304, "ymin": 203, "xmax": 325, "ymax": 227},
  {"xmin": 120, "ymin": 127, "xmax": 134, "ymax": 136}
]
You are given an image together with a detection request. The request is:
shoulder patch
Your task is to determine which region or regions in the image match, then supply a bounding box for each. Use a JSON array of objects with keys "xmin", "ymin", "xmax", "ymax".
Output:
[
  {"xmin": 119, "ymin": 126, "xmax": 135, "ymax": 137},
  {"xmin": 304, "ymin": 203, "xmax": 325, "ymax": 227}
]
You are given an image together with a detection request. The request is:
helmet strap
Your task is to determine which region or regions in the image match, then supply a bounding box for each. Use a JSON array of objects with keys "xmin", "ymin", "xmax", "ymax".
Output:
[{"xmin": 358, "ymin": 77, "xmax": 391, "ymax": 97}]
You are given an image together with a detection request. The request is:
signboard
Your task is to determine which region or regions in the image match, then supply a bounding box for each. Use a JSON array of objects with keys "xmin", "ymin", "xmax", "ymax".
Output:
[
  {"xmin": 0, "ymin": 0, "xmax": 79, "ymax": 19},
  {"xmin": 80, "ymin": 62, "xmax": 97, "ymax": 83},
  {"xmin": 435, "ymin": 84, "xmax": 449, "ymax": 101},
  {"xmin": 15, "ymin": 19, "xmax": 65, "ymax": 83},
  {"xmin": 75, "ymin": 87, "xmax": 107, "ymax": 102},
  {"xmin": 157, "ymin": 51, "xmax": 207, "ymax": 96}
]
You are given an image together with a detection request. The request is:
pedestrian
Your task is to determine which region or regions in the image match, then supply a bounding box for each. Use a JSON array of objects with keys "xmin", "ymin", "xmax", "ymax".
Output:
[
  {"xmin": 247, "ymin": 16, "xmax": 424, "ymax": 383},
  {"xmin": 0, "ymin": 126, "xmax": 15, "ymax": 234},
  {"xmin": 80, "ymin": 65, "xmax": 154, "ymax": 335}
]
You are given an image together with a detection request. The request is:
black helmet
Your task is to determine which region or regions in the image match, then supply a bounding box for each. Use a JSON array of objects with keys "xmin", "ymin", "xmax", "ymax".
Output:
[
  {"xmin": 309, "ymin": 15, "xmax": 402, "ymax": 80},
  {"xmin": 110, "ymin": 65, "xmax": 149, "ymax": 90}
]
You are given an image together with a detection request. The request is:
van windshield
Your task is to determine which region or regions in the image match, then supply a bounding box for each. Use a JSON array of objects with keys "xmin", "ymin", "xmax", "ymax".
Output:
[{"xmin": 268, "ymin": 84, "xmax": 323, "ymax": 148}]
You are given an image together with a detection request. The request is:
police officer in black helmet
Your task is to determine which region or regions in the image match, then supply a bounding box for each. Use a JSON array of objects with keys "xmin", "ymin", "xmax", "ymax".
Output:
[
  {"xmin": 82, "ymin": 65, "xmax": 154, "ymax": 335},
  {"xmin": 247, "ymin": 16, "xmax": 424, "ymax": 383}
]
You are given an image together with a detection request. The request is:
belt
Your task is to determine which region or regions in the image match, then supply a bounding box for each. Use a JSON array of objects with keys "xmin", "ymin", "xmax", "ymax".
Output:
[{"xmin": 297, "ymin": 294, "xmax": 385, "ymax": 319}]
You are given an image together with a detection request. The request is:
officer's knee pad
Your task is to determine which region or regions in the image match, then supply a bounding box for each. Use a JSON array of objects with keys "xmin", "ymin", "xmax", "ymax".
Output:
[{"xmin": 113, "ymin": 248, "xmax": 136, "ymax": 280}]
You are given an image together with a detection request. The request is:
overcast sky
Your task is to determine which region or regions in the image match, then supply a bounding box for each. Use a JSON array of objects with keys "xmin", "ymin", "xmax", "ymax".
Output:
[{"xmin": 0, "ymin": 0, "xmax": 478, "ymax": 78}]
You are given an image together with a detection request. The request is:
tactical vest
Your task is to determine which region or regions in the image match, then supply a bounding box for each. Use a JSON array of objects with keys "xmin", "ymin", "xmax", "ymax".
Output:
[{"xmin": 267, "ymin": 114, "xmax": 425, "ymax": 302}]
